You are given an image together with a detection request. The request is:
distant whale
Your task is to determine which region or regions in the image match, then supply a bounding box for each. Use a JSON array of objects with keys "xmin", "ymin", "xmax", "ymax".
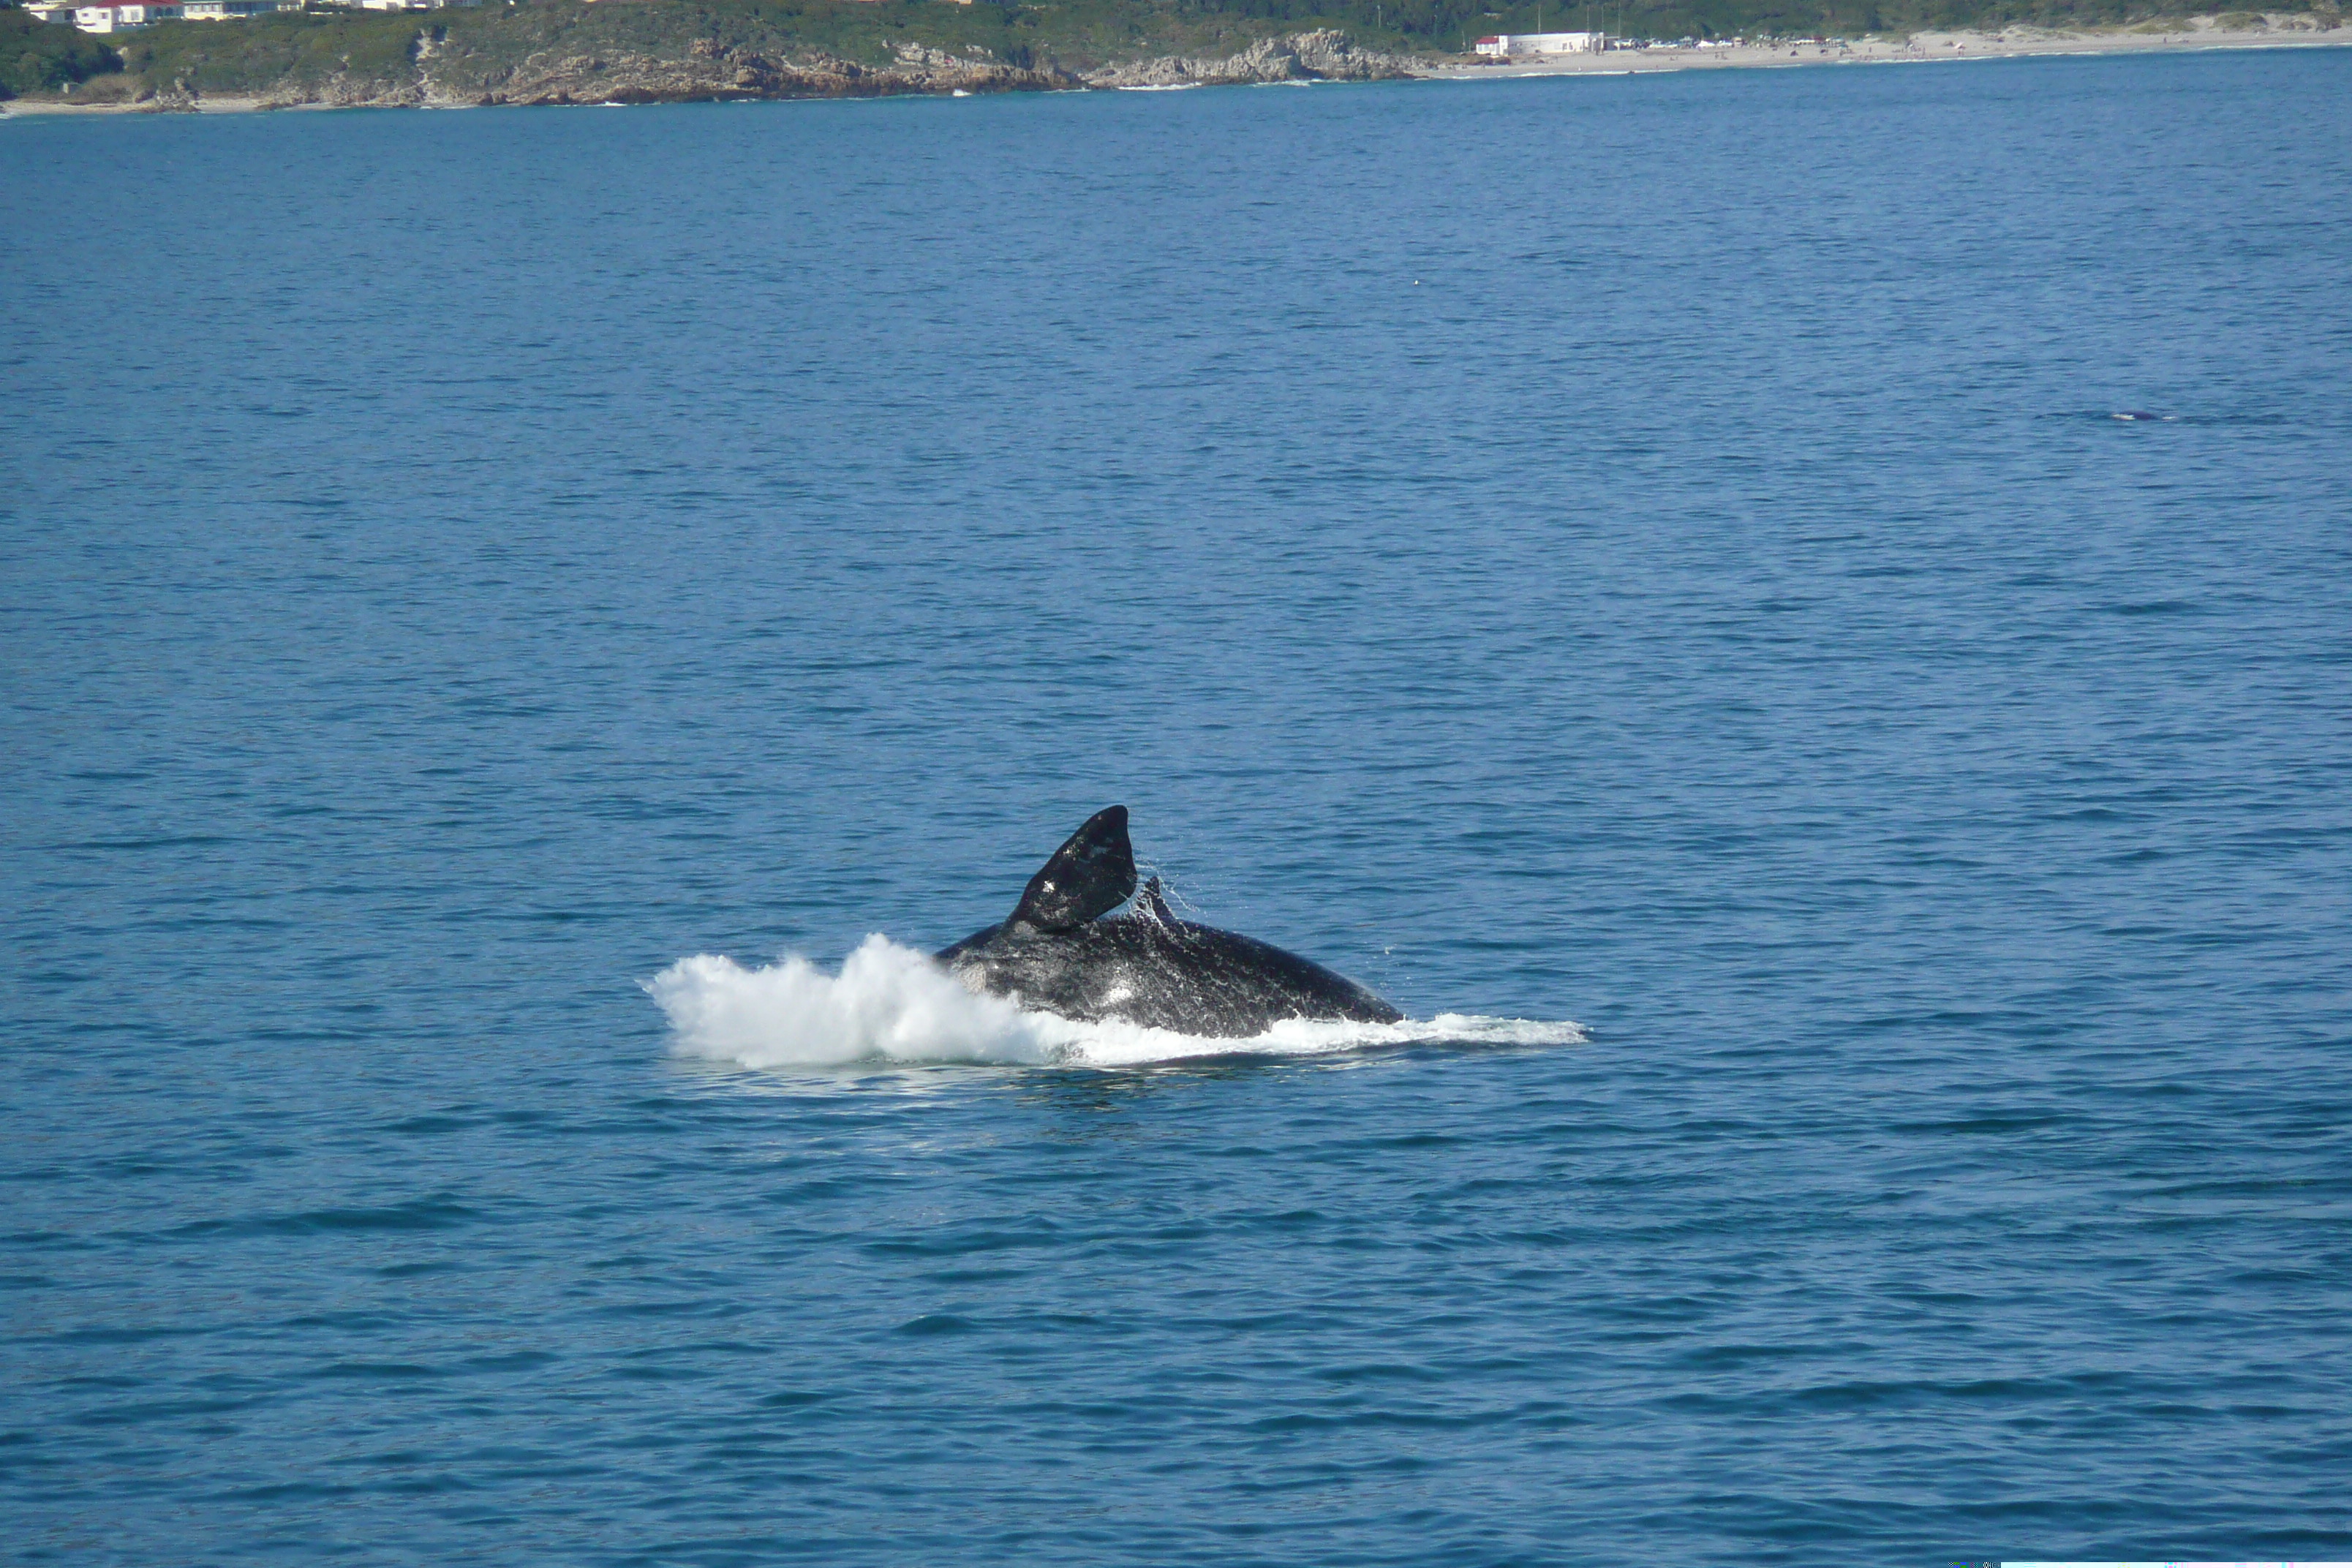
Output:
[{"xmin": 935, "ymin": 807, "xmax": 1402, "ymax": 1037}]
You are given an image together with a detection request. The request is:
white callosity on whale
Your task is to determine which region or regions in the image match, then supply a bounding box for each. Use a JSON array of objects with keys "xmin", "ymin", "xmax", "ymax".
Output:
[{"xmin": 935, "ymin": 807, "xmax": 1401, "ymax": 1037}]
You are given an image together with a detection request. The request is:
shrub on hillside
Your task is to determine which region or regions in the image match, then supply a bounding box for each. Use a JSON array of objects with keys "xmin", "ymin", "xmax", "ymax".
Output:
[{"xmin": 0, "ymin": 8, "xmax": 122, "ymax": 97}]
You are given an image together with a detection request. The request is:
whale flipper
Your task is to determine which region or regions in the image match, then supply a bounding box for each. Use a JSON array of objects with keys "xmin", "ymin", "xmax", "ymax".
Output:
[{"xmin": 1011, "ymin": 805, "xmax": 1138, "ymax": 932}]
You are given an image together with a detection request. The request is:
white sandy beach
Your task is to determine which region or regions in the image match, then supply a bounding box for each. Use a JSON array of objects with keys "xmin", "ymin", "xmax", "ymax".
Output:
[
  {"xmin": 1422, "ymin": 12, "xmax": 2352, "ymax": 79},
  {"xmin": 1, "ymin": 95, "xmax": 290, "ymax": 115}
]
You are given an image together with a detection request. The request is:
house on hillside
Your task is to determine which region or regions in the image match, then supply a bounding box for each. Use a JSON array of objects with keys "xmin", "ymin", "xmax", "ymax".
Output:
[{"xmin": 72, "ymin": 2, "xmax": 182, "ymax": 30}]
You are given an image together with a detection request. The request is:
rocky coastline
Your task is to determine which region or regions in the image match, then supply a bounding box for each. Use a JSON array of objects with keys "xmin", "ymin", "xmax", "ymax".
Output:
[
  {"xmin": 1079, "ymin": 30, "xmax": 1411, "ymax": 90},
  {"xmin": 5, "ymin": 8, "xmax": 2344, "ymax": 115},
  {"xmin": 10, "ymin": 25, "xmax": 1419, "ymax": 113}
]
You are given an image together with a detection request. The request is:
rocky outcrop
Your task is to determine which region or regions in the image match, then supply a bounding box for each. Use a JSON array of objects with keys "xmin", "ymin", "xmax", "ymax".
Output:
[
  {"xmin": 1081, "ymin": 30, "xmax": 1418, "ymax": 88},
  {"xmin": 421, "ymin": 38, "xmax": 1076, "ymax": 107},
  {"xmin": 74, "ymin": 23, "xmax": 1419, "ymax": 112},
  {"xmin": 211, "ymin": 30, "xmax": 1076, "ymax": 109},
  {"xmin": 260, "ymin": 72, "xmax": 426, "ymax": 109},
  {"xmin": 410, "ymin": 28, "xmax": 1412, "ymax": 106}
]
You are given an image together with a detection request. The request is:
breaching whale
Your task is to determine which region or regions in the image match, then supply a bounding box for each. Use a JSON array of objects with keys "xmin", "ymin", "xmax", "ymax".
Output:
[{"xmin": 935, "ymin": 807, "xmax": 1403, "ymax": 1037}]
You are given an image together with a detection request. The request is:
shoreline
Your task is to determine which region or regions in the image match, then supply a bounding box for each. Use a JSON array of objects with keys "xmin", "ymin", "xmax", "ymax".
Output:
[
  {"xmin": 5, "ymin": 17, "xmax": 2347, "ymax": 116},
  {"xmin": 1420, "ymin": 19, "xmax": 2352, "ymax": 80}
]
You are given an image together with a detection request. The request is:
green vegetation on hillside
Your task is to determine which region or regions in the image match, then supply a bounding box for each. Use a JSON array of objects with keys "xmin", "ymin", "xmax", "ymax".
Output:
[
  {"xmin": 110, "ymin": 4, "xmax": 449, "ymax": 91},
  {"xmin": 1, "ymin": 7, "xmax": 121, "ymax": 97},
  {"xmin": 102, "ymin": 0, "xmax": 1334, "ymax": 97}
]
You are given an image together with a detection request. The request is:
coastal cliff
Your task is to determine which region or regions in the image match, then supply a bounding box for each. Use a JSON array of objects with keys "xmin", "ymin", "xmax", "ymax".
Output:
[
  {"xmin": 233, "ymin": 36, "xmax": 1079, "ymax": 110},
  {"xmin": 1081, "ymin": 30, "xmax": 1413, "ymax": 88},
  {"xmin": 314, "ymin": 27, "xmax": 1403, "ymax": 109},
  {"xmin": 23, "ymin": 1, "xmax": 1421, "ymax": 112}
]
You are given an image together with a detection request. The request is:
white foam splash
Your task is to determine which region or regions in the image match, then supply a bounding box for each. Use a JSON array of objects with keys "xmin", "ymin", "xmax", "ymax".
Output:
[{"xmin": 647, "ymin": 935, "xmax": 1584, "ymax": 1071}]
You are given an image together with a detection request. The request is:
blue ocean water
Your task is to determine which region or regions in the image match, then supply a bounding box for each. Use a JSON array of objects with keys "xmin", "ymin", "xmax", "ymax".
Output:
[{"xmin": 5, "ymin": 45, "xmax": 2351, "ymax": 1563}]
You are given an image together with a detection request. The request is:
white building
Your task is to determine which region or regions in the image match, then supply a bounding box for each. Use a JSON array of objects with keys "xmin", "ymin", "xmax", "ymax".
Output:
[
  {"xmin": 355, "ymin": 0, "xmax": 478, "ymax": 10},
  {"xmin": 29, "ymin": 2, "xmax": 83, "ymax": 20},
  {"xmin": 1474, "ymin": 31, "xmax": 1603, "ymax": 56},
  {"xmin": 183, "ymin": 0, "xmax": 287, "ymax": 17},
  {"xmin": 72, "ymin": 2, "xmax": 181, "ymax": 30}
]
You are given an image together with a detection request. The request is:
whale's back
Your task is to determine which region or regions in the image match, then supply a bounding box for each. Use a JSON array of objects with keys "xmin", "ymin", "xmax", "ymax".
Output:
[{"xmin": 938, "ymin": 912, "xmax": 1399, "ymax": 1037}]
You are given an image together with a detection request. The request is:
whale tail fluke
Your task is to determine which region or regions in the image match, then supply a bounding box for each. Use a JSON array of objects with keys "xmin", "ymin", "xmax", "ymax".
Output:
[{"xmin": 1011, "ymin": 806, "xmax": 1138, "ymax": 932}]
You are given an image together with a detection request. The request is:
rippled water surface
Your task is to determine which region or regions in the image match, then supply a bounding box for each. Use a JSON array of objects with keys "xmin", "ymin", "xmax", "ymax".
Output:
[{"xmin": 6, "ymin": 48, "xmax": 2351, "ymax": 1564}]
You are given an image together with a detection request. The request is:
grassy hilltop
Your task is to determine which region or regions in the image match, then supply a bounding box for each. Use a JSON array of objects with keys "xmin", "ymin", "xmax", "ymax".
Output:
[{"xmin": 6, "ymin": 0, "xmax": 2342, "ymax": 105}]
